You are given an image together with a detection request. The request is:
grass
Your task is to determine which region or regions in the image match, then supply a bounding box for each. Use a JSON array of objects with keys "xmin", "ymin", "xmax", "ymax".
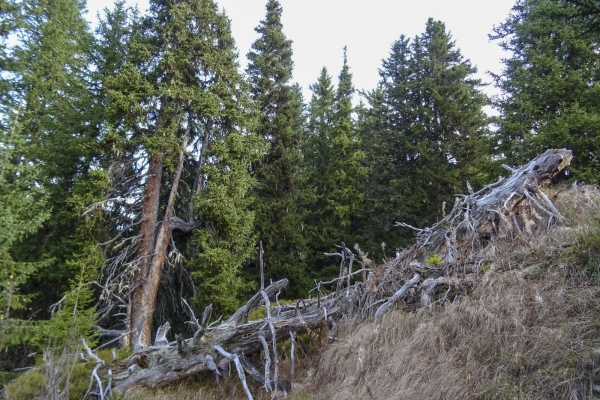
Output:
[
  {"xmin": 6, "ymin": 184, "xmax": 600, "ymax": 400},
  {"xmin": 304, "ymin": 184, "xmax": 600, "ymax": 400},
  {"xmin": 308, "ymin": 268, "xmax": 600, "ymax": 399}
]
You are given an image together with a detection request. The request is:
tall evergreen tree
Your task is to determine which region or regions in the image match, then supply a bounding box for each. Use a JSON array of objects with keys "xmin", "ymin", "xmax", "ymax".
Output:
[
  {"xmin": 0, "ymin": 0, "xmax": 105, "ymax": 367},
  {"xmin": 245, "ymin": 0, "xmax": 310, "ymax": 296},
  {"xmin": 3, "ymin": 0, "xmax": 106, "ymax": 315},
  {"xmin": 492, "ymin": 0, "xmax": 600, "ymax": 183},
  {"xmin": 304, "ymin": 52, "xmax": 366, "ymax": 276},
  {"xmin": 104, "ymin": 0, "xmax": 262, "ymax": 345},
  {"xmin": 359, "ymin": 20, "xmax": 491, "ymax": 254}
]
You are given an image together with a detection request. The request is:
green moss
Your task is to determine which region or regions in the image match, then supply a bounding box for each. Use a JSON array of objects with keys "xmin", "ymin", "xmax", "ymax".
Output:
[
  {"xmin": 426, "ymin": 254, "xmax": 442, "ymax": 266},
  {"xmin": 521, "ymin": 263, "xmax": 544, "ymax": 279},
  {"xmin": 480, "ymin": 264, "xmax": 492, "ymax": 274},
  {"xmin": 248, "ymin": 299, "xmax": 297, "ymax": 321}
]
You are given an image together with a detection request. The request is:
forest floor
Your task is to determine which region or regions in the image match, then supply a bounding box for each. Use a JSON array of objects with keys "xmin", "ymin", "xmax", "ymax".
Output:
[
  {"xmin": 123, "ymin": 184, "xmax": 600, "ymax": 400},
  {"xmin": 6, "ymin": 183, "xmax": 600, "ymax": 400}
]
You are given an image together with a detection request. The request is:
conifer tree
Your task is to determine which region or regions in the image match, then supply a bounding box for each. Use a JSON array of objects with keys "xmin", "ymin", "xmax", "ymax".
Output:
[
  {"xmin": 359, "ymin": 20, "xmax": 490, "ymax": 254},
  {"xmin": 0, "ymin": 114, "xmax": 50, "ymax": 351},
  {"xmin": 492, "ymin": 0, "xmax": 600, "ymax": 183},
  {"xmin": 3, "ymin": 0, "xmax": 104, "ymax": 316},
  {"xmin": 104, "ymin": 0, "xmax": 262, "ymax": 344},
  {"xmin": 304, "ymin": 53, "xmax": 366, "ymax": 276},
  {"xmin": 246, "ymin": 0, "xmax": 310, "ymax": 296}
]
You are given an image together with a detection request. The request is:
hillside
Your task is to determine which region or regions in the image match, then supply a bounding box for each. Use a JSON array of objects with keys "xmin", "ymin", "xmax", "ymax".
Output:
[
  {"xmin": 7, "ymin": 150, "xmax": 600, "ymax": 400},
  {"xmin": 123, "ymin": 183, "xmax": 600, "ymax": 400}
]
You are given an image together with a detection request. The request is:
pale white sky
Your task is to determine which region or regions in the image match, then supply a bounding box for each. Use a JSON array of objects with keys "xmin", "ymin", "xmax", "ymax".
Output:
[{"xmin": 86, "ymin": 0, "xmax": 516, "ymax": 102}]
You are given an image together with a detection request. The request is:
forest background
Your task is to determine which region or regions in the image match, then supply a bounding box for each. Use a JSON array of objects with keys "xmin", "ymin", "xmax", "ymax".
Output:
[{"xmin": 1, "ymin": 0, "xmax": 600, "ymax": 373}]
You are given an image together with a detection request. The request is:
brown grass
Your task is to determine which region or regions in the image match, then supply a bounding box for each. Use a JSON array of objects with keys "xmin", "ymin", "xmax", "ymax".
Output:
[
  {"xmin": 309, "ymin": 269, "xmax": 600, "ymax": 399},
  {"xmin": 305, "ymin": 184, "xmax": 600, "ymax": 400}
]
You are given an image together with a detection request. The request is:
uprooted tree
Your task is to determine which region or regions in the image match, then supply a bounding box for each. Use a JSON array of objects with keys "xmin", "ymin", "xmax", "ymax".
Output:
[{"xmin": 81, "ymin": 149, "xmax": 572, "ymax": 398}]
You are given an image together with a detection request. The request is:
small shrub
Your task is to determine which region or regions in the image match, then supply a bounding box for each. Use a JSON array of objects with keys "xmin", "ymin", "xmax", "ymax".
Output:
[
  {"xmin": 5, "ymin": 369, "xmax": 45, "ymax": 400},
  {"xmin": 480, "ymin": 264, "xmax": 492, "ymax": 274}
]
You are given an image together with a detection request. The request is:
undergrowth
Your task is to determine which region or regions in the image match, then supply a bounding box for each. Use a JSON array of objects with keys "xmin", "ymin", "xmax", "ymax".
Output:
[
  {"xmin": 4, "ymin": 346, "xmax": 131, "ymax": 400},
  {"xmin": 5, "ymin": 184, "xmax": 600, "ymax": 400}
]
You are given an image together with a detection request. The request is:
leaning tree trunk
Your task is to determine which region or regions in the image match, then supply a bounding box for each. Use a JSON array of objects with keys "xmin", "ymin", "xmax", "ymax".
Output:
[
  {"xmin": 129, "ymin": 151, "xmax": 164, "ymax": 348},
  {"xmin": 92, "ymin": 149, "xmax": 573, "ymax": 398},
  {"xmin": 128, "ymin": 113, "xmax": 201, "ymax": 348}
]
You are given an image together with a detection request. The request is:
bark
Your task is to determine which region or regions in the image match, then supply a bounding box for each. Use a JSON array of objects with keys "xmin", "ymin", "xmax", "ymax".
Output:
[{"xmin": 129, "ymin": 153, "xmax": 163, "ymax": 347}]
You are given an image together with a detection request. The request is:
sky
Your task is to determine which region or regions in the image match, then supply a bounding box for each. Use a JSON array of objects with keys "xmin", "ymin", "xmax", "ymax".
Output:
[{"xmin": 85, "ymin": 0, "xmax": 517, "ymax": 102}]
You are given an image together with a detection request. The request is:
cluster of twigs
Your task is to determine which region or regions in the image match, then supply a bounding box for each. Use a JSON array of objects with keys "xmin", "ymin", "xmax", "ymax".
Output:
[{"xmin": 80, "ymin": 149, "xmax": 573, "ymax": 399}]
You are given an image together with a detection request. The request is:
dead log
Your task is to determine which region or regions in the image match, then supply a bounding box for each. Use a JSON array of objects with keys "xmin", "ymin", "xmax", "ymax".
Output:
[
  {"xmin": 396, "ymin": 148, "xmax": 572, "ymax": 255},
  {"xmin": 374, "ymin": 274, "xmax": 420, "ymax": 325},
  {"xmin": 114, "ymin": 279, "xmax": 339, "ymax": 393},
  {"xmin": 106, "ymin": 149, "xmax": 573, "ymax": 397}
]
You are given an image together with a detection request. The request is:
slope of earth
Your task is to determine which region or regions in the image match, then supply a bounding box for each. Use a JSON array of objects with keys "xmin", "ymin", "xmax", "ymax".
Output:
[{"xmin": 305, "ymin": 184, "xmax": 600, "ymax": 399}]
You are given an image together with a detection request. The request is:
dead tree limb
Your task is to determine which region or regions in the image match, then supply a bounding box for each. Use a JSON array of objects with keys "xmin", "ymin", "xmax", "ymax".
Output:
[
  {"xmin": 110, "ymin": 149, "xmax": 573, "ymax": 397},
  {"xmin": 374, "ymin": 274, "xmax": 420, "ymax": 325}
]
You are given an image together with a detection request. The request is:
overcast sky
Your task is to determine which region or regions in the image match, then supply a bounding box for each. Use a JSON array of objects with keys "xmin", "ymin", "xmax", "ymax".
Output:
[{"xmin": 86, "ymin": 0, "xmax": 517, "ymax": 102}]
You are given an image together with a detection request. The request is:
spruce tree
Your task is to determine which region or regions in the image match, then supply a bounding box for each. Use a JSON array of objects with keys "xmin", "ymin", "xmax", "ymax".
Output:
[
  {"xmin": 3, "ymin": 0, "xmax": 104, "ymax": 316},
  {"xmin": 492, "ymin": 0, "xmax": 600, "ymax": 183},
  {"xmin": 246, "ymin": 0, "xmax": 310, "ymax": 296},
  {"xmin": 359, "ymin": 20, "xmax": 491, "ymax": 254},
  {"xmin": 304, "ymin": 54, "xmax": 366, "ymax": 277},
  {"xmin": 104, "ymin": 0, "xmax": 262, "ymax": 344},
  {"xmin": 0, "ymin": 0, "xmax": 104, "ymax": 360}
]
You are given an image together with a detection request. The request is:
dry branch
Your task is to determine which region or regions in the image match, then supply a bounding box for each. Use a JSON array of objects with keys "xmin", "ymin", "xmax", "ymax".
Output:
[{"xmin": 108, "ymin": 149, "xmax": 572, "ymax": 398}]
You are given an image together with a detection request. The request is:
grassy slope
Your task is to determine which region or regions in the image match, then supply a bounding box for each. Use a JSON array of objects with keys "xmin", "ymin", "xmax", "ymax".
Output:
[
  {"xmin": 6, "ymin": 184, "xmax": 600, "ymax": 399},
  {"xmin": 307, "ymin": 184, "xmax": 600, "ymax": 399}
]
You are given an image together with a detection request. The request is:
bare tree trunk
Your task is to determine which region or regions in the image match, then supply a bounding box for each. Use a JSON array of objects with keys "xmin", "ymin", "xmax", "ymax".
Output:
[
  {"xmin": 129, "ymin": 152, "xmax": 163, "ymax": 347},
  {"xmin": 129, "ymin": 113, "xmax": 193, "ymax": 348}
]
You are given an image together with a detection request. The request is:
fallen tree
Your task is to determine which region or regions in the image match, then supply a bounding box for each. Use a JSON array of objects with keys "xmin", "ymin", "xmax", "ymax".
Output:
[{"xmin": 84, "ymin": 149, "xmax": 572, "ymax": 398}]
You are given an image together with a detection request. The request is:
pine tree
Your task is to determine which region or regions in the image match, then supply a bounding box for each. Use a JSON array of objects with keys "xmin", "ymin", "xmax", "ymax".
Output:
[
  {"xmin": 2, "ymin": 0, "xmax": 106, "ymax": 320},
  {"xmin": 492, "ymin": 0, "xmax": 600, "ymax": 183},
  {"xmin": 104, "ymin": 0, "xmax": 262, "ymax": 344},
  {"xmin": 359, "ymin": 20, "xmax": 491, "ymax": 254},
  {"xmin": 357, "ymin": 36, "xmax": 414, "ymax": 252},
  {"xmin": 304, "ymin": 53, "xmax": 366, "ymax": 277},
  {"xmin": 0, "ymin": 113, "xmax": 50, "ymax": 352},
  {"xmin": 245, "ymin": 0, "xmax": 310, "ymax": 297}
]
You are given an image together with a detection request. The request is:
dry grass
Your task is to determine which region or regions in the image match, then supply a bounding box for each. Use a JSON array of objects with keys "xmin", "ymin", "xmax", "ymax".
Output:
[
  {"xmin": 309, "ymin": 269, "xmax": 600, "ymax": 399},
  {"xmin": 305, "ymin": 184, "xmax": 600, "ymax": 400}
]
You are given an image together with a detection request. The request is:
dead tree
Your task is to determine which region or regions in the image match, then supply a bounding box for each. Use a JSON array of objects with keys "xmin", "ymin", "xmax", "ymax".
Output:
[
  {"xmin": 110, "ymin": 279, "xmax": 337, "ymax": 394},
  {"xmin": 84, "ymin": 149, "xmax": 572, "ymax": 397}
]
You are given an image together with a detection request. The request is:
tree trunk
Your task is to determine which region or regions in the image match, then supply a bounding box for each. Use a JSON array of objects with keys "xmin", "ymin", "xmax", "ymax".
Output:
[
  {"xmin": 129, "ymin": 153, "xmax": 163, "ymax": 347},
  {"xmin": 129, "ymin": 113, "xmax": 193, "ymax": 348}
]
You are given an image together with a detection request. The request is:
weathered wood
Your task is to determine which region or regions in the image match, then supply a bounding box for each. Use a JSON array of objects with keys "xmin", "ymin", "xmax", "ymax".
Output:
[
  {"xmin": 109, "ymin": 150, "xmax": 573, "ymax": 397},
  {"xmin": 472, "ymin": 149, "xmax": 571, "ymax": 231},
  {"xmin": 114, "ymin": 279, "xmax": 338, "ymax": 393},
  {"xmin": 374, "ymin": 274, "xmax": 420, "ymax": 325},
  {"xmin": 225, "ymin": 279, "xmax": 288, "ymax": 325}
]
